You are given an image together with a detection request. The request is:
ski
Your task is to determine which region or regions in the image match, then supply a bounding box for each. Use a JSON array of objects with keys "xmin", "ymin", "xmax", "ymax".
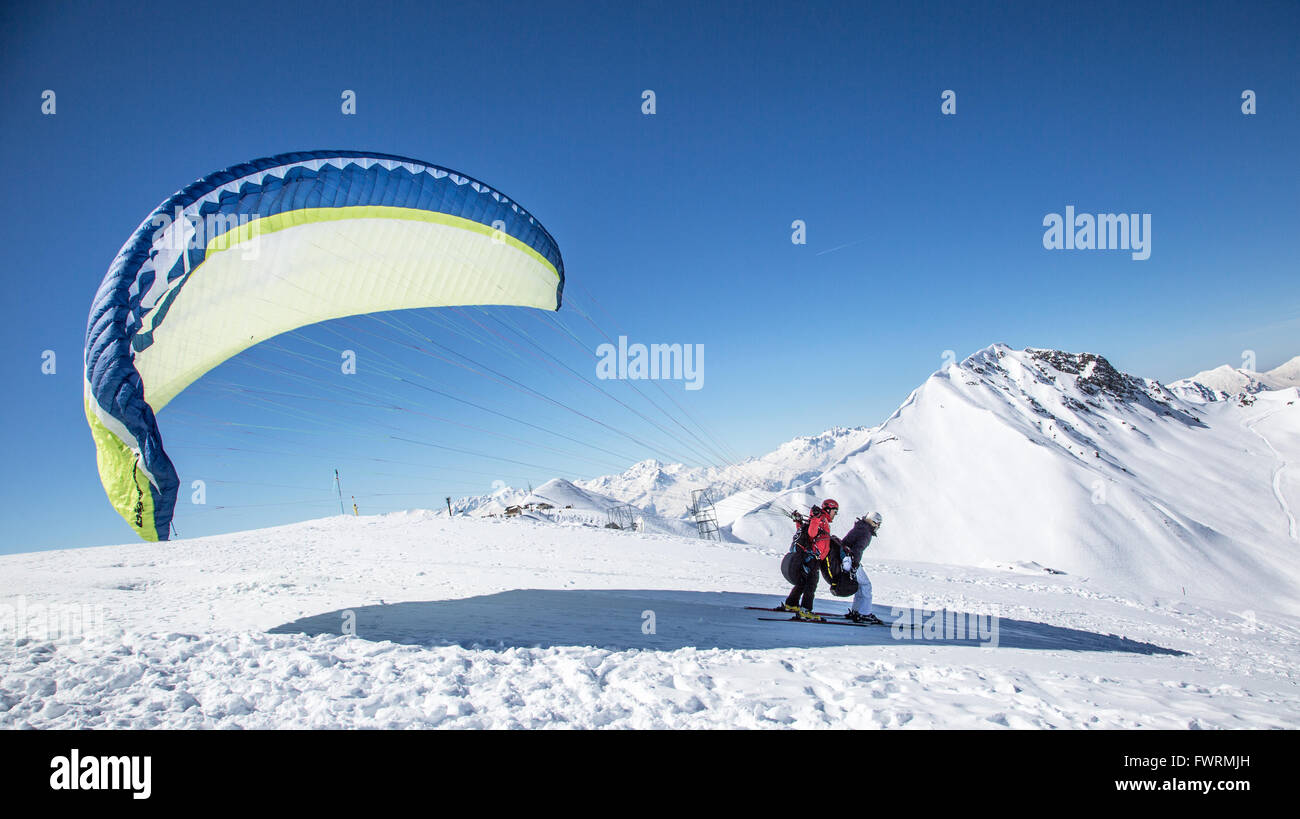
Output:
[
  {"xmin": 756, "ymin": 616, "xmax": 912, "ymax": 629},
  {"xmin": 744, "ymin": 605, "xmax": 847, "ymax": 618}
]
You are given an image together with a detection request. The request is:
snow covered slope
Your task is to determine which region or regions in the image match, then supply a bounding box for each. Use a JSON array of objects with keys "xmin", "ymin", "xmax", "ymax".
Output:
[
  {"xmin": 1267, "ymin": 356, "xmax": 1300, "ymax": 388},
  {"xmin": 730, "ymin": 345, "xmax": 1300, "ymax": 614},
  {"xmin": 448, "ymin": 477, "xmax": 623, "ymax": 519},
  {"xmin": 445, "ymin": 478, "xmax": 695, "ymax": 537},
  {"xmin": 2, "ymin": 512, "xmax": 1297, "ymax": 729}
]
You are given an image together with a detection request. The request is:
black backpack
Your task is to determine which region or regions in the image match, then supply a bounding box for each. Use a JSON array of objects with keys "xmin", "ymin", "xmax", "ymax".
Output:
[{"xmin": 818, "ymin": 536, "xmax": 860, "ymax": 597}]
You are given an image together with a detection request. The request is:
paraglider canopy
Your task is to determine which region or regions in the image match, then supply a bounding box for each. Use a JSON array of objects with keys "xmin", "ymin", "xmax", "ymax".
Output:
[{"xmin": 85, "ymin": 151, "xmax": 565, "ymax": 541}]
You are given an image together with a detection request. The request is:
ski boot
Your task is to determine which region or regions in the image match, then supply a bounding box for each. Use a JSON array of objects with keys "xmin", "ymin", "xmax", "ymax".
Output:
[
  {"xmin": 780, "ymin": 602, "xmax": 802, "ymax": 613},
  {"xmin": 846, "ymin": 610, "xmax": 884, "ymax": 625},
  {"xmin": 795, "ymin": 607, "xmax": 825, "ymax": 622}
]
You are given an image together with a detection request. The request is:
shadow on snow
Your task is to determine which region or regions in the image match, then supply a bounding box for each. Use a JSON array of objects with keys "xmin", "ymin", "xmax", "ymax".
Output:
[{"xmin": 269, "ymin": 589, "xmax": 1184, "ymax": 656}]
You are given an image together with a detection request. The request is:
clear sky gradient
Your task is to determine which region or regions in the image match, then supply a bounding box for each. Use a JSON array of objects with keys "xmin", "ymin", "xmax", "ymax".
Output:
[{"xmin": 2, "ymin": 0, "xmax": 1296, "ymax": 551}]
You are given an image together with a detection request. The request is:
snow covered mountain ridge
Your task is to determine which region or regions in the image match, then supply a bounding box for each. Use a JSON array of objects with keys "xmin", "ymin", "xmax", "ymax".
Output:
[
  {"xmin": 1169, "ymin": 355, "xmax": 1300, "ymax": 402},
  {"xmin": 574, "ymin": 425, "xmax": 874, "ymax": 515},
  {"xmin": 447, "ymin": 425, "xmax": 874, "ymax": 523}
]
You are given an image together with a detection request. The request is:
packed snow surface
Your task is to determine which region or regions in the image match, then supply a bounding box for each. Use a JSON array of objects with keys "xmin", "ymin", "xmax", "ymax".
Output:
[{"xmin": 2, "ymin": 512, "xmax": 1297, "ymax": 729}]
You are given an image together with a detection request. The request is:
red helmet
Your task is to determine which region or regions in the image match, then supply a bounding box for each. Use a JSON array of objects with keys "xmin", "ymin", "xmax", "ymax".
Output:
[{"xmin": 822, "ymin": 499, "xmax": 839, "ymax": 513}]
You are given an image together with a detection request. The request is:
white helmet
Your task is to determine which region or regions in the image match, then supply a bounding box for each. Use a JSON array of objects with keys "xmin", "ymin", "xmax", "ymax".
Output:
[{"xmin": 865, "ymin": 511, "xmax": 882, "ymax": 530}]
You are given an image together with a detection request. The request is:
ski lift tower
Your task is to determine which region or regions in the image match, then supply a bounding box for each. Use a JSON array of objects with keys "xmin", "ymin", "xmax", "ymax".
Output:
[
  {"xmin": 689, "ymin": 489, "xmax": 721, "ymax": 541},
  {"xmin": 606, "ymin": 504, "xmax": 639, "ymax": 530}
]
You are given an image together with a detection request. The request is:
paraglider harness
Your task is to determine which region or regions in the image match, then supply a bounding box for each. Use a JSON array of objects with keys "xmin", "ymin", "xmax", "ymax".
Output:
[
  {"xmin": 781, "ymin": 507, "xmax": 859, "ymax": 597},
  {"xmin": 790, "ymin": 507, "xmax": 818, "ymax": 554}
]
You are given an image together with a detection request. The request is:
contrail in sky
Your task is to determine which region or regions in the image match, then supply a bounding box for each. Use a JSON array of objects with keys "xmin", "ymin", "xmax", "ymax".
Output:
[{"xmin": 816, "ymin": 237, "xmax": 870, "ymax": 256}]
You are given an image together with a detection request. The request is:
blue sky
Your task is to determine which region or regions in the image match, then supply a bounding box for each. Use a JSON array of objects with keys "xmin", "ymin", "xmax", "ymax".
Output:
[{"xmin": 2, "ymin": 0, "xmax": 1296, "ymax": 551}]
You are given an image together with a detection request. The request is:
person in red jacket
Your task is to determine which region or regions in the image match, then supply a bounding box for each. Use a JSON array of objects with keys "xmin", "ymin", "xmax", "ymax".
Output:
[{"xmin": 781, "ymin": 499, "xmax": 839, "ymax": 620}]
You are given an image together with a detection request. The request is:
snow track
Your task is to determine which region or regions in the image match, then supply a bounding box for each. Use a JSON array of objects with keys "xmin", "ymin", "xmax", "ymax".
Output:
[{"xmin": 1245, "ymin": 407, "xmax": 1298, "ymax": 542}]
